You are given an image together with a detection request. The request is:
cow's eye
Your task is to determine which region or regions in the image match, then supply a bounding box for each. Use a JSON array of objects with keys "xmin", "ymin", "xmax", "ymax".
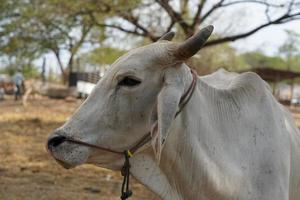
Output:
[{"xmin": 118, "ymin": 76, "xmax": 141, "ymax": 87}]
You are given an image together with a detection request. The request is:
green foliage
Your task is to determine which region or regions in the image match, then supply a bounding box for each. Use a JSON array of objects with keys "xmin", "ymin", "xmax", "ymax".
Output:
[
  {"xmin": 189, "ymin": 42, "xmax": 248, "ymax": 73},
  {"xmin": 1, "ymin": 61, "xmax": 39, "ymax": 79},
  {"xmin": 22, "ymin": 64, "xmax": 40, "ymax": 79},
  {"xmin": 83, "ymin": 47, "xmax": 125, "ymax": 65},
  {"xmin": 241, "ymin": 51, "xmax": 300, "ymax": 72},
  {"xmin": 0, "ymin": 65, "xmax": 14, "ymax": 76},
  {"xmin": 242, "ymin": 52, "xmax": 285, "ymax": 69},
  {"xmin": 278, "ymin": 30, "xmax": 300, "ymax": 70},
  {"xmin": 241, "ymin": 30, "xmax": 300, "ymax": 72},
  {"xmin": 279, "ymin": 30, "xmax": 300, "ymax": 56},
  {"xmin": 78, "ymin": 46, "xmax": 125, "ymax": 71}
]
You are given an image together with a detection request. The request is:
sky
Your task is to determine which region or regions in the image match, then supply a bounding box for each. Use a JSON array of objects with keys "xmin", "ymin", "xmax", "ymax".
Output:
[{"xmin": 232, "ymin": 20, "xmax": 300, "ymax": 55}]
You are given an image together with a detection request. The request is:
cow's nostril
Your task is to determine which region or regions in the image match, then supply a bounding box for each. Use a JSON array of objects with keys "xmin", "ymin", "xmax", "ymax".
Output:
[{"xmin": 48, "ymin": 135, "xmax": 66, "ymax": 148}]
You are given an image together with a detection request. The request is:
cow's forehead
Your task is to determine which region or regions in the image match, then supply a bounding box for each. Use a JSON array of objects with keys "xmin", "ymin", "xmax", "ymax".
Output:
[{"xmin": 111, "ymin": 42, "xmax": 176, "ymax": 71}]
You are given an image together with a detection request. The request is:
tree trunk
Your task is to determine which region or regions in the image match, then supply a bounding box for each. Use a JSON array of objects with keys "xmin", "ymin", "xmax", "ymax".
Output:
[{"xmin": 53, "ymin": 50, "xmax": 68, "ymax": 84}]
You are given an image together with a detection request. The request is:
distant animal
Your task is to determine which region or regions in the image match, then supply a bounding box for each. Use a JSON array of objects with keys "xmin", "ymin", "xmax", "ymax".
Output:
[
  {"xmin": 47, "ymin": 25, "xmax": 300, "ymax": 200},
  {"xmin": 22, "ymin": 79, "xmax": 44, "ymax": 107}
]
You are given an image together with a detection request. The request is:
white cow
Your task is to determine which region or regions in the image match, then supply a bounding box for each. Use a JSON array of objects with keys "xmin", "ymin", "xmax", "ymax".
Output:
[{"xmin": 47, "ymin": 25, "xmax": 300, "ymax": 200}]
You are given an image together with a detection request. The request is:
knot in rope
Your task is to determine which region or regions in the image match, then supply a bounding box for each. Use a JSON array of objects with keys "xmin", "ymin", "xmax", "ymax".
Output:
[{"xmin": 120, "ymin": 150, "xmax": 132, "ymax": 200}]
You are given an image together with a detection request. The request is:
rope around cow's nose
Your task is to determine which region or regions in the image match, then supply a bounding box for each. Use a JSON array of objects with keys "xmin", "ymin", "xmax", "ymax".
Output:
[{"xmin": 120, "ymin": 150, "xmax": 133, "ymax": 200}]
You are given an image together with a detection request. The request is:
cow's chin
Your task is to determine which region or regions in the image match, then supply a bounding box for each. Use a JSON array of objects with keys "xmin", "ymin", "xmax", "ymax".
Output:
[
  {"xmin": 48, "ymin": 144, "xmax": 90, "ymax": 169},
  {"xmin": 53, "ymin": 158, "xmax": 75, "ymax": 169}
]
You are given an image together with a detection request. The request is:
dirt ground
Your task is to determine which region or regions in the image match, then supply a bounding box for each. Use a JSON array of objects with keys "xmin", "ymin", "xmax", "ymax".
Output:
[
  {"xmin": 0, "ymin": 96, "xmax": 157, "ymax": 200},
  {"xmin": 2, "ymin": 96, "xmax": 300, "ymax": 200}
]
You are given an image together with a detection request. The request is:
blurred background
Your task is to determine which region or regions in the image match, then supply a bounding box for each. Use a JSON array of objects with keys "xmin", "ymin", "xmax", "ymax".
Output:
[{"xmin": 0, "ymin": 0, "xmax": 300, "ymax": 199}]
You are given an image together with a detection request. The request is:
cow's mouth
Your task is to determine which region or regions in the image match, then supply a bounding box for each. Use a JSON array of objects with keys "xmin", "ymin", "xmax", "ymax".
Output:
[
  {"xmin": 47, "ymin": 146, "xmax": 74, "ymax": 169},
  {"xmin": 46, "ymin": 136, "xmax": 80, "ymax": 169}
]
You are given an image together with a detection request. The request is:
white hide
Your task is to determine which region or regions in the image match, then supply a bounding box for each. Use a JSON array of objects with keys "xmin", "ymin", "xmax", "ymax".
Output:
[
  {"xmin": 48, "ymin": 45, "xmax": 300, "ymax": 199},
  {"xmin": 129, "ymin": 68, "xmax": 300, "ymax": 200}
]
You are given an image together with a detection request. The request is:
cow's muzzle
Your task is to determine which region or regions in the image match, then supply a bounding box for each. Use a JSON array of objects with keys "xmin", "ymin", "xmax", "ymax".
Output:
[
  {"xmin": 46, "ymin": 134, "xmax": 75, "ymax": 169},
  {"xmin": 47, "ymin": 135, "xmax": 66, "ymax": 151}
]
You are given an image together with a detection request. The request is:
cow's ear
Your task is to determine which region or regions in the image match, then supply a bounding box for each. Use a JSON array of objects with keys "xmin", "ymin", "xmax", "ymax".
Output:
[
  {"xmin": 151, "ymin": 66, "xmax": 185, "ymax": 163},
  {"xmin": 157, "ymin": 31, "xmax": 175, "ymax": 41}
]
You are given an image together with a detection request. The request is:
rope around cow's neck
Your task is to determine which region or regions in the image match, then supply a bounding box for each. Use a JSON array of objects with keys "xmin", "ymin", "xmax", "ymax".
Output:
[{"xmin": 62, "ymin": 69, "xmax": 198, "ymax": 200}]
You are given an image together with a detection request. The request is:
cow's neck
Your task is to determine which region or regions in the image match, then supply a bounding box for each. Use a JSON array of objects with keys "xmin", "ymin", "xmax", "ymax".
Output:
[
  {"xmin": 130, "ymin": 65, "xmax": 208, "ymax": 199},
  {"xmin": 131, "ymin": 98, "xmax": 203, "ymax": 199},
  {"xmin": 131, "ymin": 68, "xmax": 238, "ymax": 200}
]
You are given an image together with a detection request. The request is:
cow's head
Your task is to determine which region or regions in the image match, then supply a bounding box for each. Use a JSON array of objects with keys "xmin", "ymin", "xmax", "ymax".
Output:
[{"xmin": 47, "ymin": 26, "xmax": 213, "ymax": 170}]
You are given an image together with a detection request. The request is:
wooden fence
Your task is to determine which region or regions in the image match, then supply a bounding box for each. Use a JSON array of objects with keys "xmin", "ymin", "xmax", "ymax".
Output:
[{"xmin": 69, "ymin": 72, "xmax": 101, "ymax": 86}]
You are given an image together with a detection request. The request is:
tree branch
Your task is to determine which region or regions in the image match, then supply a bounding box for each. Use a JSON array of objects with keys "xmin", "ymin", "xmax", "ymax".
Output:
[
  {"xmin": 201, "ymin": 0, "xmax": 285, "ymax": 24},
  {"xmin": 180, "ymin": 0, "xmax": 189, "ymax": 16},
  {"xmin": 66, "ymin": 24, "xmax": 93, "ymax": 73},
  {"xmin": 88, "ymin": 12, "xmax": 146, "ymax": 37},
  {"xmin": 191, "ymin": 0, "xmax": 207, "ymax": 29},
  {"xmin": 70, "ymin": 24, "xmax": 92, "ymax": 55},
  {"xmin": 51, "ymin": 48, "xmax": 66, "ymax": 76},
  {"xmin": 264, "ymin": 4, "xmax": 271, "ymax": 22},
  {"xmin": 120, "ymin": 12, "xmax": 157, "ymax": 41},
  {"xmin": 205, "ymin": 12, "xmax": 300, "ymax": 47},
  {"xmin": 221, "ymin": 0, "xmax": 285, "ymax": 8},
  {"xmin": 155, "ymin": 0, "xmax": 192, "ymax": 36},
  {"xmin": 287, "ymin": 0, "xmax": 296, "ymax": 13},
  {"xmin": 200, "ymin": 0, "xmax": 225, "ymax": 23},
  {"xmin": 166, "ymin": 20, "xmax": 175, "ymax": 33}
]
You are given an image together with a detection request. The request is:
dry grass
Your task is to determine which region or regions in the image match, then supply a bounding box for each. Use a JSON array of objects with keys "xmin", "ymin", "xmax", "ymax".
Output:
[
  {"xmin": 2, "ymin": 96, "xmax": 300, "ymax": 200},
  {"xmin": 0, "ymin": 97, "xmax": 156, "ymax": 200}
]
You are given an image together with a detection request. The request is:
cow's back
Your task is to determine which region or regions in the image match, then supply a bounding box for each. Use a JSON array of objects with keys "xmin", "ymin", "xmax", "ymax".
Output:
[
  {"xmin": 198, "ymin": 69, "xmax": 300, "ymax": 199},
  {"xmin": 281, "ymin": 106, "xmax": 300, "ymax": 199}
]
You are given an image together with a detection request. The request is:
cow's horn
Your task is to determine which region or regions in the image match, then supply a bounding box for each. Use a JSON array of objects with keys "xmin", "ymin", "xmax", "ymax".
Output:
[
  {"xmin": 174, "ymin": 25, "xmax": 214, "ymax": 60},
  {"xmin": 158, "ymin": 31, "xmax": 175, "ymax": 41}
]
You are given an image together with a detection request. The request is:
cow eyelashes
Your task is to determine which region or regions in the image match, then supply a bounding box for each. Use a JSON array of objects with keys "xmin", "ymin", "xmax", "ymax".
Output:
[{"xmin": 118, "ymin": 76, "xmax": 141, "ymax": 87}]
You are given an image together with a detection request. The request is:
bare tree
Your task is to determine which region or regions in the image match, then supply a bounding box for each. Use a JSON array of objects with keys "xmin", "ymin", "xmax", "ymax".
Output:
[{"xmin": 88, "ymin": 0, "xmax": 300, "ymax": 47}]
